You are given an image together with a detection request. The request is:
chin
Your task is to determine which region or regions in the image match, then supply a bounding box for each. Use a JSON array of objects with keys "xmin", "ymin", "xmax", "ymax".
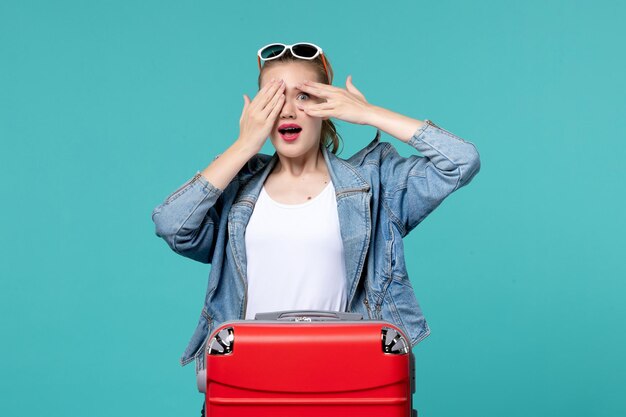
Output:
[
  {"xmin": 282, "ymin": 144, "xmax": 319, "ymax": 156},
  {"xmin": 275, "ymin": 146, "xmax": 307, "ymax": 159}
]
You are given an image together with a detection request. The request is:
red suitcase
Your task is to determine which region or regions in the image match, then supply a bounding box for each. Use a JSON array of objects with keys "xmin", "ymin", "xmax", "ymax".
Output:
[{"xmin": 197, "ymin": 310, "xmax": 417, "ymax": 417}]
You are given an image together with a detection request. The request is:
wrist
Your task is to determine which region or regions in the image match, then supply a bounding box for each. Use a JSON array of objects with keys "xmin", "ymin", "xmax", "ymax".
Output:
[
  {"xmin": 233, "ymin": 138, "xmax": 261, "ymax": 158},
  {"xmin": 362, "ymin": 105, "xmax": 425, "ymax": 143},
  {"xmin": 363, "ymin": 104, "xmax": 385, "ymax": 127}
]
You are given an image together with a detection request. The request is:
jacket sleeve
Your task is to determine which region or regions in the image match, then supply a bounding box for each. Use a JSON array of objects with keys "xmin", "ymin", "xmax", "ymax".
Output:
[
  {"xmin": 151, "ymin": 170, "xmax": 225, "ymax": 264},
  {"xmin": 380, "ymin": 120, "xmax": 481, "ymax": 236}
]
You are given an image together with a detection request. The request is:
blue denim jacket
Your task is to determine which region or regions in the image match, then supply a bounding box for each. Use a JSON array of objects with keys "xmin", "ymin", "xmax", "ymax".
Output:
[{"xmin": 151, "ymin": 119, "xmax": 481, "ymax": 369}]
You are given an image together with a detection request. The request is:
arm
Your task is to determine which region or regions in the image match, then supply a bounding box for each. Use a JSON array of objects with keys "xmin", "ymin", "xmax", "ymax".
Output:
[
  {"xmin": 364, "ymin": 107, "xmax": 481, "ymax": 236},
  {"xmin": 199, "ymin": 139, "xmax": 259, "ymax": 190},
  {"xmin": 151, "ymin": 140, "xmax": 257, "ymax": 263},
  {"xmin": 286, "ymin": 78, "xmax": 480, "ymax": 235},
  {"xmin": 152, "ymin": 78, "xmax": 286, "ymax": 262},
  {"xmin": 364, "ymin": 104, "xmax": 425, "ymax": 143}
]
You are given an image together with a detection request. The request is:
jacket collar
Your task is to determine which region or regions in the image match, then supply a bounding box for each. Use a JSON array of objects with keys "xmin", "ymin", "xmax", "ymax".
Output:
[
  {"xmin": 235, "ymin": 144, "xmax": 370, "ymax": 202},
  {"xmin": 229, "ymin": 144, "xmax": 372, "ymax": 314}
]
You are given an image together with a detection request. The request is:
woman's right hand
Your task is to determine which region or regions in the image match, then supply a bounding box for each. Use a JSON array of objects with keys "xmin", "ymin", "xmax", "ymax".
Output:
[{"xmin": 237, "ymin": 78, "xmax": 286, "ymax": 153}]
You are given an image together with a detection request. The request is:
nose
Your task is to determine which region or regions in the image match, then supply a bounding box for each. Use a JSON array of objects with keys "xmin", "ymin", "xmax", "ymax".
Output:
[{"xmin": 279, "ymin": 97, "xmax": 297, "ymax": 119}]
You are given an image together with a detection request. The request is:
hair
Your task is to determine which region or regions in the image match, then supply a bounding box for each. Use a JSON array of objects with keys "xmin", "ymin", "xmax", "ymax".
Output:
[{"xmin": 258, "ymin": 50, "xmax": 379, "ymax": 155}]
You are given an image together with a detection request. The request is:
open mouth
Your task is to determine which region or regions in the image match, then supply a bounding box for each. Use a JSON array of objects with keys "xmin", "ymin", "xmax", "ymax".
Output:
[
  {"xmin": 278, "ymin": 125, "xmax": 303, "ymax": 141},
  {"xmin": 278, "ymin": 127, "xmax": 303, "ymax": 135}
]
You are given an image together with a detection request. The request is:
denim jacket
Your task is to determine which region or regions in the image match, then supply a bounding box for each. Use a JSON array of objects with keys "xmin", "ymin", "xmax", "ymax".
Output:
[{"xmin": 151, "ymin": 119, "xmax": 481, "ymax": 369}]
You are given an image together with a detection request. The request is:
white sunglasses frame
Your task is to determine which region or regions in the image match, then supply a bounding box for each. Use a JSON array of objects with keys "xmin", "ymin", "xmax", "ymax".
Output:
[
  {"xmin": 257, "ymin": 42, "xmax": 332, "ymax": 84},
  {"xmin": 257, "ymin": 42, "xmax": 323, "ymax": 63}
]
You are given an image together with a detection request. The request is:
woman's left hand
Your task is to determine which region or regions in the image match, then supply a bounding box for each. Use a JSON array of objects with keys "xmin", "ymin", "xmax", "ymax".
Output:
[{"xmin": 295, "ymin": 75, "xmax": 375, "ymax": 125}]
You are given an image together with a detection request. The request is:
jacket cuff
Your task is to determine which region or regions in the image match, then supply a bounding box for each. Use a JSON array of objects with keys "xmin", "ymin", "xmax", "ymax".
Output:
[
  {"xmin": 407, "ymin": 119, "xmax": 481, "ymax": 175},
  {"xmin": 193, "ymin": 170, "xmax": 224, "ymax": 195}
]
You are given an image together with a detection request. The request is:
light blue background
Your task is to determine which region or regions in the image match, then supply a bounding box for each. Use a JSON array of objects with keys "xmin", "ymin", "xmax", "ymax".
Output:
[{"xmin": 1, "ymin": 1, "xmax": 625, "ymax": 416}]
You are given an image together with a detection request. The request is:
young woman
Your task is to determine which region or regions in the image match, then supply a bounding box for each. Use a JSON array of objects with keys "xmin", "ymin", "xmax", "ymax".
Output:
[{"xmin": 151, "ymin": 42, "xmax": 481, "ymax": 408}]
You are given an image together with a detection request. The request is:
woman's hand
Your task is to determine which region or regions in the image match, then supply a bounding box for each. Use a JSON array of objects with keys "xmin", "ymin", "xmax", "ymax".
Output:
[
  {"xmin": 295, "ymin": 75, "xmax": 375, "ymax": 125},
  {"xmin": 237, "ymin": 78, "xmax": 286, "ymax": 153}
]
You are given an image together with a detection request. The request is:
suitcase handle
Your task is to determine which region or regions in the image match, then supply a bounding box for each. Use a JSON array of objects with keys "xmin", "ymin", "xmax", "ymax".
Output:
[{"xmin": 254, "ymin": 310, "xmax": 363, "ymax": 321}]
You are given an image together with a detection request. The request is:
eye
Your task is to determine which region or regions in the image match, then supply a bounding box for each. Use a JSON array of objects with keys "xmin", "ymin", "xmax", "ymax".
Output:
[{"xmin": 297, "ymin": 92, "xmax": 310, "ymax": 100}]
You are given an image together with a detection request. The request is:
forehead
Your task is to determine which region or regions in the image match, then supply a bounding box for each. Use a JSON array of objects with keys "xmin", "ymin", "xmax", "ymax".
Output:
[{"xmin": 261, "ymin": 62, "xmax": 320, "ymax": 87}]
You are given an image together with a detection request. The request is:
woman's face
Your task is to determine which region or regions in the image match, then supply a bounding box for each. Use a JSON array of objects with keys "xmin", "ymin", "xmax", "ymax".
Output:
[{"xmin": 260, "ymin": 62, "xmax": 328, "ymax": 160}]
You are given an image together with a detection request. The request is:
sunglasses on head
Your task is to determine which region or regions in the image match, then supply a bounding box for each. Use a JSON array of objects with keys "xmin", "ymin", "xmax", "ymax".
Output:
[{"xmin": 257, "ymin": 42, "xmax": 332, "ymax": 84}]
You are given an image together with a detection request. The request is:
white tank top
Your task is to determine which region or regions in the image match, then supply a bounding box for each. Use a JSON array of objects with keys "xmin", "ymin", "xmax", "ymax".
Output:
[{"xmin": 244, "ymin": 180, "xmax": 348, "ymax": 320}]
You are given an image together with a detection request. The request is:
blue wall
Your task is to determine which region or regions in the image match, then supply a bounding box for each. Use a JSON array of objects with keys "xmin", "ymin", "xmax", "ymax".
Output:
[{"xmin": 1, "ymin": 1, "xmax": 624, "ymax": 416}]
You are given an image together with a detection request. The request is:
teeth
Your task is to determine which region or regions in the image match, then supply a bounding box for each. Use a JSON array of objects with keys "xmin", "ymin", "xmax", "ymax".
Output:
[{"xmin": 280, "ymin": 127, "xmax": 302, "ymax": 134}]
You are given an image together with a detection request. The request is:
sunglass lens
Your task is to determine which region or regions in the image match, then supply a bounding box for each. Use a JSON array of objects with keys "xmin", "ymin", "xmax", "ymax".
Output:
[
  {"xmin": 260, "ymin": 44, "xmax": 286, "ymax": 59},
  {"xmin": 291, "ymin": 44, "xmax": 318, "ymax": 58}
]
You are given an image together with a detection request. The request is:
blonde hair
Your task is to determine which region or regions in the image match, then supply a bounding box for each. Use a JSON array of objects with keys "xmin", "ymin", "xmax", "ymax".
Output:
[{"xmin": 257, "ymin": 50, "xmax": 346, "ymax": 154}]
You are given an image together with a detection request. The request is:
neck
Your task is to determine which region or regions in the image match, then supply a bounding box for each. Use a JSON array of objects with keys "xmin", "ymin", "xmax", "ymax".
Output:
[{"xmin": 273, "ymin": 145, "xmax": 326, "ymax": 178}]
